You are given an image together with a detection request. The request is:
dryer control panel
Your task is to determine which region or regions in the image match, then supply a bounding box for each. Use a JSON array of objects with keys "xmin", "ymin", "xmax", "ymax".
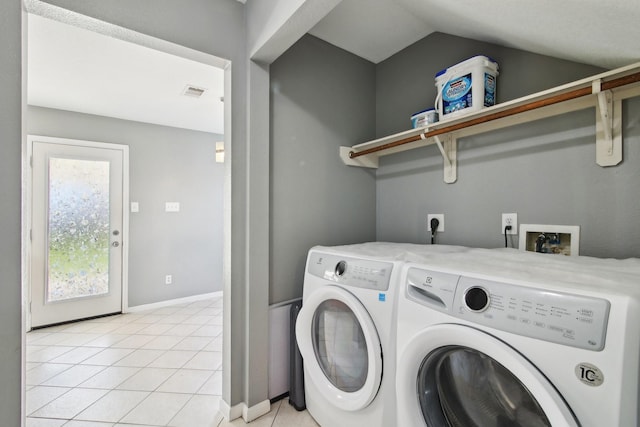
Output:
[
  {"xmin": 307, "ymin": 252, "xmax": 394, "ymax": 291},
  {"xmin": 405, "ymin": 267, "xmax": 611, "ymax": 351}
]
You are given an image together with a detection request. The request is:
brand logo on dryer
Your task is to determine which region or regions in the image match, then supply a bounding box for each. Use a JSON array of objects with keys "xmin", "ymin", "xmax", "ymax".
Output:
[{"xmin": 575, "ymin": 362, "xmax": 604, "ymax": 387}]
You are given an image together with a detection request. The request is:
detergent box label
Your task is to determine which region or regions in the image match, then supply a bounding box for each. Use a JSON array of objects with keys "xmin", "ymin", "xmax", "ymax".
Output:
[
  {"xmin": 442, "ymin": 73, "xmax": 472, "ymax": 115},
  {"xmin": 484, "ymin": 73, "xmax": 496, "ymax": 107}
]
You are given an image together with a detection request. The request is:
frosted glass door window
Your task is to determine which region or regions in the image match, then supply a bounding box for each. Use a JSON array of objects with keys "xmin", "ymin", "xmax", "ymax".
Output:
[
  {"xmin": 48, "ymin": 157, "xmax": 110, "ymax": 302},
  {"xmin": 30, "ymin": 138, "xmax": 125, "ymax": 328},
  {"xmin": 417, "ymin": 346, "xmax": 551, "ymax": 427},
  {"xmin": 312, "ymin": 299, "xmax": 368, "ymax": 392}
]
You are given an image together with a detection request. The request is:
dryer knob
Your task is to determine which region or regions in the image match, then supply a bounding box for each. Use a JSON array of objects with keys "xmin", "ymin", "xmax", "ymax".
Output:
[
  {"xmin": 464, "ymin": 287, "xmax": 490, "ymax": 312},
  {"xmin": 335, "ymin": 260, "xmax": 347, "ymax": 277}
]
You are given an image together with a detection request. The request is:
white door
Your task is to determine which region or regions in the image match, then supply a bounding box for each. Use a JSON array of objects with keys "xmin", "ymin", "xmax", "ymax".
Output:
[
  {"xmin": 396, "ymin": 324, "xmax": 580, "ymax": 427},
  {"xmin": 30, "ymin": 136, "xmax": 126, "ymax": 328},
  {"xmin": 295, "ymin": 285, "xmax": 383, "ymax": 411}
]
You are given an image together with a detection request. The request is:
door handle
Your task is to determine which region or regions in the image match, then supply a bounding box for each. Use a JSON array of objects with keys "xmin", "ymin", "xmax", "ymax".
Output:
[{"xmin": 112, "ymin": 241, "xmax": 120, "ymax": 247}]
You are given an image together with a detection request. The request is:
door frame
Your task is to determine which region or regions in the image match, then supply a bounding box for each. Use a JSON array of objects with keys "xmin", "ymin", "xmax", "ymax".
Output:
[{"xmin": 24, "ymin": 134, "xmax": 130, "ymax": 330}]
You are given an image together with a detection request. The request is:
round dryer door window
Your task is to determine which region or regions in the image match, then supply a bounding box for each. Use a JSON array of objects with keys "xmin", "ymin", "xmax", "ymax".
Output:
[
  {"xmin": 296, "ymin": 285, "xmax": 383, "ymax": 411},
  {"xmin": 396, "ymin": 324, "xmax": 579, "ymax": 427},
  {"xmin": 312, "ymin": 299, "xmax": 369, "ymax": 392}
]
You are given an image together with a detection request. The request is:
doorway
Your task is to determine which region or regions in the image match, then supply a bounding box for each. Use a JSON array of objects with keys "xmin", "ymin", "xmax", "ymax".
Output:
[
  {"xmin": 22, "ymin": 2, "xmax": 232, "ymax": 425},
  {"xmin": 29, "ymin": 136, "xmax": 128, "ymax": 328}
]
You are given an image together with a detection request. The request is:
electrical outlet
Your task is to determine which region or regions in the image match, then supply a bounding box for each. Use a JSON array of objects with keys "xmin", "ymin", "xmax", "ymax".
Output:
[
  {"xmin": 165, "ymin": 275, "xmax": 172, "ymax": 285},
  {"xmin": 427, "ymin": 214, "xmax": 445, "ymax": 232},
  {"xmin": 501, "ymin": 213, "xmax": 518, "ymax": 235},
  {"xmin": 165, "ymin": 202, "xmax": 180, "ymax": 212}
]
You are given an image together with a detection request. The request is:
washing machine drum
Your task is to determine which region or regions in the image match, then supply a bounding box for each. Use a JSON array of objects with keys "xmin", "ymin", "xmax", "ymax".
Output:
[
  {"xmin": 419, "ymin": 346, "xmax": 550, "ymax": 427},
  {"xmin": 397, "ymin": 325, "xmax": 578, "ymax": 427}
]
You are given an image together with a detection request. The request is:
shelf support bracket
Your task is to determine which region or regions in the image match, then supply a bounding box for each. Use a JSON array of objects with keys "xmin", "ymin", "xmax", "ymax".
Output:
[
  {"xmin": 433, "ymin": 134, "xmax": 457, "ymax": 183},
  {"xmin": 593, "ymin": 80, "xmax": 622, "ymax": 166},
  {"xmin": 340, "ymin": 146, "xmax": 379, "ymax": 168}
]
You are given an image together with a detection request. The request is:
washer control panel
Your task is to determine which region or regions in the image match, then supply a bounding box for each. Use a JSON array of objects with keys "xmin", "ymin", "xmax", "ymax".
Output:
[
  {"xmin": 405, "ymin": 267, "xmax": 611, "ymax": 351},
  {"xmin": 308, "ymin": 252, "xmax": 393, "ymax": 291}
]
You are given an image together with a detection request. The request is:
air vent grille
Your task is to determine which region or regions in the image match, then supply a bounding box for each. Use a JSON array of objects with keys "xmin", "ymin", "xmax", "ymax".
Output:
[{"xmin": 183, "ymin": 85, "xmax": 206, "ymax": 98}]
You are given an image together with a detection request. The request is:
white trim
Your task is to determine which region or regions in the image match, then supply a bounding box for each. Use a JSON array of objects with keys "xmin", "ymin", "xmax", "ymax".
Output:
[
  {"xmin": 243, "ymin": 399, "xmax": 271, "ymax": 422},
  {"xmin": 218, "ymin": 398, "xmax": 271, "ymax": 423},
  {"xmin": 21, "ymin": 6, "xmax": 29, "ymax": 426},
  {"xmin": 218, "ymin": 398, "xmax": 244, "ymax": 421},
  {"xmin": 126, "ymin": 291, "xmax": 222, "ymax": 313},
  {"xmin": 121, "ymin": 146, "xmax": 130, "ymax": 312}
]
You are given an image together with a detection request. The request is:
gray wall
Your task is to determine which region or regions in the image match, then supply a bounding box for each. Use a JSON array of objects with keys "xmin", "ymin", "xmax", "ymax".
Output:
[
  {"xmin": 28, "ymin": 106, "xmax": 224, "ymax": 307},
  {"xmin": 270, "ymin": 35, "xmax": 377, "ymax": 304},
  {"xmin": 0, "ymin": 1, "xmax": 25, "ymax": 425},
  {"xmin": 376, "ymin": 32, "xmax": 640, "ymax": 258}
]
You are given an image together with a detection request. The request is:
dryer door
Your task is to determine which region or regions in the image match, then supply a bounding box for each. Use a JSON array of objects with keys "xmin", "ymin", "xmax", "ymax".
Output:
[
  {"xmin": 397, "ymin": 324, "xmax": 580, "ymax": 427},
  {"xmin": 296, "ymin": 285, "xmax": 383, "ymax": 411}
]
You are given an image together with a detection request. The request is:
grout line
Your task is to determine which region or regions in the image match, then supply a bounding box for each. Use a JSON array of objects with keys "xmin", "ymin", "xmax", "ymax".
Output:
[{"xmin": 270, "ymin": 399, "xmax": 283, "ymax": 427}]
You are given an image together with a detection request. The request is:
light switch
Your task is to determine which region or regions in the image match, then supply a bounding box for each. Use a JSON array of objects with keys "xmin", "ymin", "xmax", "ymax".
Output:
[
  {"xmin": 165, "ymin": 202, "xmax": 180, "ymax": 212},
  {"xmin": 131, "ymin": 202, "xmax": 139, "ymax": 213}
]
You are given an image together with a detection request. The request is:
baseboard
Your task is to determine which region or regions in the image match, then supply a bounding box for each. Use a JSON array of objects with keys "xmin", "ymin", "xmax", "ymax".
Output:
[
  {"xmin": 243, "ymin": 399, "xmax": 271, "ymax": 422},
  {"xmin": 218, "ymin": 398, "xmax": 243, "ymax": 422},
  {"xmin": 218, "ymin": 398, "xmax": 271, "ymax": 423},
  {"xmin": 125, "ymin": 291, "xmax": 222, "ymax": 313}
]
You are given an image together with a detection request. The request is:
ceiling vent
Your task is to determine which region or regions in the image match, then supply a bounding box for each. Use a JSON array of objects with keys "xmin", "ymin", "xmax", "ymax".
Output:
[{"xmin": 183, "ymin": 85, "xmax": 206, "ymax": 98}]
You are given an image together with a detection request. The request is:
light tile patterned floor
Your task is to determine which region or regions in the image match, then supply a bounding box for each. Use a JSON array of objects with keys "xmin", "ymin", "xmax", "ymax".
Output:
[{"xmin": 26, "ymin": 296, "xmax": 319, "ymax": 427}]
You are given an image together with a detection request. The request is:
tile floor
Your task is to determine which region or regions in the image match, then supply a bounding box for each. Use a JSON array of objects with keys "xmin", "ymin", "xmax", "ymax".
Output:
[{"xmin": 26, "ymin": 296, "xmax": 319, "ymax": 427}]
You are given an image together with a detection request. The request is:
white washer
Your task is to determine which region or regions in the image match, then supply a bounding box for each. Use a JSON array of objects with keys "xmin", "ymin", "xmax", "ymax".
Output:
[
  {"xmin": 295, "ymin": 242, "xmax": 423, "ymax": 427},
  {"xmin": 395, "ymin": 248, "xmax": 640, "ymax": 427}
]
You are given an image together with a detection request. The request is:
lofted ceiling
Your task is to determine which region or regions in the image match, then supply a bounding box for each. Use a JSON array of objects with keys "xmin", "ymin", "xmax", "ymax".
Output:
[
  {"xmin": 28, "ymin": 13, "xmax": 225, "ymax": 134},
  {"xmin": 309, "ymin": 0, "xmax": 640, "ymax": 69}
]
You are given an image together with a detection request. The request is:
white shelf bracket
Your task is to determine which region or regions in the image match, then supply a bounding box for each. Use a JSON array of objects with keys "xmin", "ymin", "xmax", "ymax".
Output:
[
  {"xmin": 339, "ymin": 146, "xmax": 379, "ymax": 168},
  {"xmin": 593, "ymin": 80, "xmax": 621, "ymax": 166},
  {"xmin": 433, "ymin": 134, "xmax": 457, "ymax": 183},
  {"xmin": 433, "ymin": 135, "xmax": 451, "ymax": 168}
]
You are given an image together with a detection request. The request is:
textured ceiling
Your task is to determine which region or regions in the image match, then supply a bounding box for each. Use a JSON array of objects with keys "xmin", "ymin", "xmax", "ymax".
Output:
[{"xmin": 310, "ymin": 0, "xmax": 640, "ymax": 68}]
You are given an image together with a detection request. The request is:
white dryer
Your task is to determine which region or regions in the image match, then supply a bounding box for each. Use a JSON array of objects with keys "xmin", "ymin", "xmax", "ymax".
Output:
[
  {"xmin": 395, "ymin": 248, "xmax": 640, "ymax": 427},
  {"xmin": 295, "ymin": 242, "xmax": 431, "ymax": 427}
]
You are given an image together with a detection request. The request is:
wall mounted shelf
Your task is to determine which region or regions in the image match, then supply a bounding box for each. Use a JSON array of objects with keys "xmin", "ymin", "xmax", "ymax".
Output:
[{"xmin": 340, "ymin": 61, "xmax": 640, "ymax": 183}]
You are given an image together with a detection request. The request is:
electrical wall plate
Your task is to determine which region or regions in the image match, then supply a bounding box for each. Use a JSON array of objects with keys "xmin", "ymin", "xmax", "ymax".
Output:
[
  {"xmin": 427, "ymin": 214, "xmax": 444, "ymax": 232},
  {"xmin": 501, "ymin": 213, "xmax": 518, "ymax": 235},
  {"xmin": 519, "ymin": 224, "xmax": 580, "ymax": 256}
]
